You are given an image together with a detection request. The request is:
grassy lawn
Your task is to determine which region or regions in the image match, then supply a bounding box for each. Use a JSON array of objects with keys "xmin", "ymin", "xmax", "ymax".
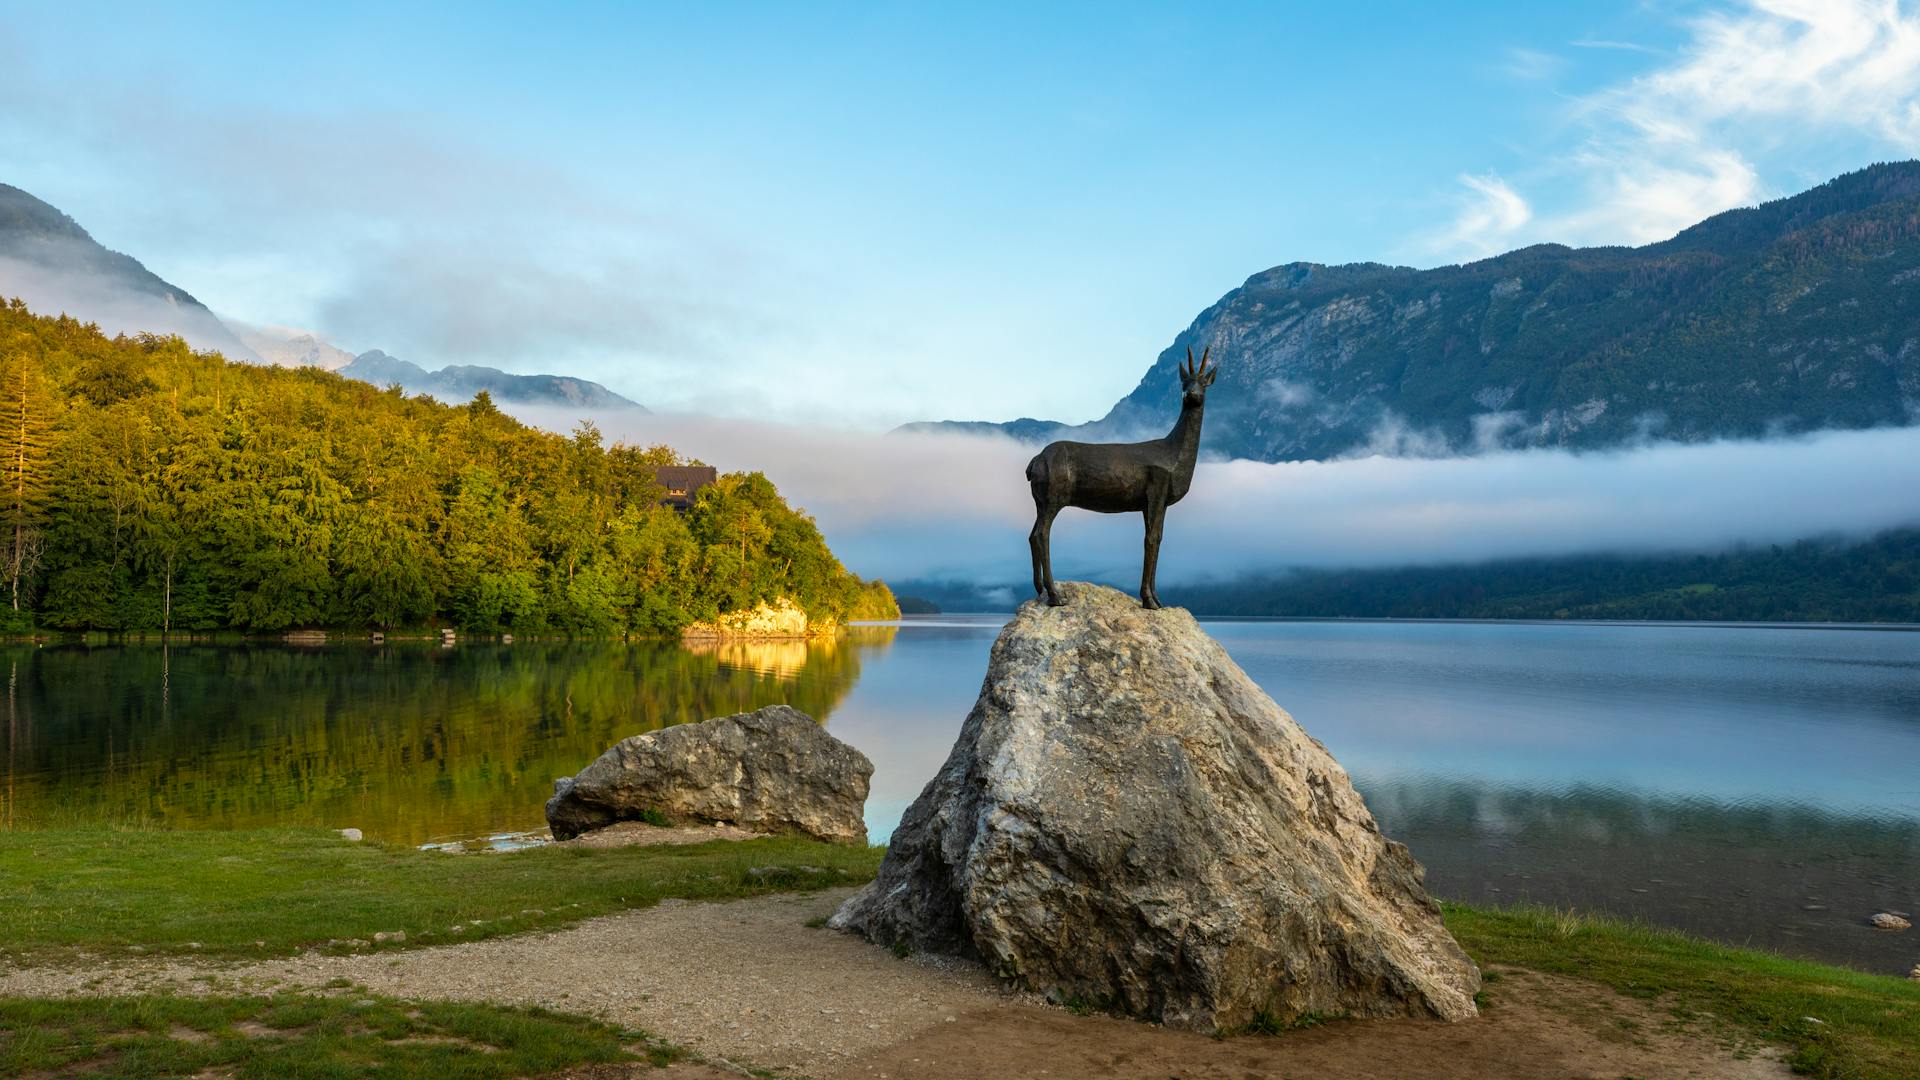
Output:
[
  {"xmin": 0, "ymin": 826, "xmax": 881, "ymax": 960},
  {"xmin": 0, "ymin": 990, "xmax": 673, "ymax": 1078},
  {"xmin": 3, "ymin": 827, "xmax": 1917, "ymax": 1079},
  {"xmin": 1446, "ymin": 903, "xmax": 1920, "ymax": 1080}
]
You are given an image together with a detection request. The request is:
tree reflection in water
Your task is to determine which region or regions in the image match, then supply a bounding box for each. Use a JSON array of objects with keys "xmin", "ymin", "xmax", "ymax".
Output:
[{"xmin": 0, "ymin": 629, "xmax": 896, "ymax": 845}]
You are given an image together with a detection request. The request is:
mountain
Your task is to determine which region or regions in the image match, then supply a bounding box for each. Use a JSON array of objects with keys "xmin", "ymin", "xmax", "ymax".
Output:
[
  {"xmin": 0, "ymin": 183, "xmax": 263, "ymax": 362},
  {"xmin": 906, "ymin": 161, "xmax": 1920, "ymax": 461},
  {"xmin": 2, "ymin": 184, "xmax": 645, "ymax": 412},
  {"xmin": 340, "ymin": 349, "xmax": 644, "ymax": 410},
  {"xmin": 236, "ymin": 325, "xmax": 358, "ymax": 371}
]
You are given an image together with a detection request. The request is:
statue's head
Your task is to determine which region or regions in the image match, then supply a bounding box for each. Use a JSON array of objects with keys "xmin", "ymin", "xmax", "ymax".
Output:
[{"xmin": 1179, "ymin": 345, "xmax": 1218, "ymax": 406}]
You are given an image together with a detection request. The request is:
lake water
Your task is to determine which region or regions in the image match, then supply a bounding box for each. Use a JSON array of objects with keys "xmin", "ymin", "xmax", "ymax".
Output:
[{"xmin": 2, "ymin": 617, "xmax": 1916, "ymax": 976}]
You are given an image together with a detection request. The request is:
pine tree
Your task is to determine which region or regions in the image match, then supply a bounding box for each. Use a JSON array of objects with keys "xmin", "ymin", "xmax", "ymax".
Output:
[{"xmin": 0, "ymin": 350, "xmax": 53, "ymax": 614}]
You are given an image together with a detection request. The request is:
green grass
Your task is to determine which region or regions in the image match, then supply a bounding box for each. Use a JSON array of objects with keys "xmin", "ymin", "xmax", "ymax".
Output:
[
  {"xmin": 1445, "ymin": 903, "xmax": 1920, "ymax": 1080},
  {"xmin": 0, "ymin": 990, "xmax": 658, "ymax": 1078},
  {"xmin": 0, "ymin": 826, "xmax": 882, "ymax": 961},
  {"xmin": 5, "ymin": 828, "xmax": 1917, "ymax": 1078}
]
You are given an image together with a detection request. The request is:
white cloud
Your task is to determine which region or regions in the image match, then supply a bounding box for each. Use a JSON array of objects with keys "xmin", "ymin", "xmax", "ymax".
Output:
[
  {"xmin": 1436, "ymin": 174, "xmax": 1534, "ymax": 260},
  {"xmin": 1434, "ymin": 0, "xmax": 1920, "ymax": 259}
]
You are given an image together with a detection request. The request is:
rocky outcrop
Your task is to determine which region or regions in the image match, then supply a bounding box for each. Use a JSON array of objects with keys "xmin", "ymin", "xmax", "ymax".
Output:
[
  {"xmin": 830, "ymin": 582, "xmax": 1479, "ymax": 1031},
  {"xmin": 681, "ymin": 597, "xmax": 829, "ymax": 640},
  {"xmin": 546, "ymin": 705, "xmax": 872, "ymax": 844}
]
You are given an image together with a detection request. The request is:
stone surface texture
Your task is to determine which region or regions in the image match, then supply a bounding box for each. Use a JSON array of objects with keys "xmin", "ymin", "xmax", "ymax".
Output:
[
  {"xmin": 830, "ymin": 582, "xmax": 1480, "ymax": 1031},
  {"xmin": 681, "ymin": 597, "xmax": 825, "ymax": 640},
  {"xmin": 546, "ymin": 705, "xmax": 871, "ymax": 844}
]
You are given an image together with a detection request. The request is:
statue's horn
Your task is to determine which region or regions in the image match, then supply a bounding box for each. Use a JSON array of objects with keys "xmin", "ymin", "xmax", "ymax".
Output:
[
  {"xmin": 1184, "ymin": 345, "xmax": 1194, "ymax": 376},
  {"xmin": 1200, "ymin": 345, "xmax": 1211, "ymax": 370}
]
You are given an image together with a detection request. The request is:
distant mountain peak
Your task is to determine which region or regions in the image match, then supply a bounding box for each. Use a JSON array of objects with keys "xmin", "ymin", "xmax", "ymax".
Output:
[
  {"xmin": 338, "ymin": 349, "xmax": 644, "ymax": 411},
  {"xmin": 236, "ymin": 323, "xmax": 359, "ymax": 371},
  {"xmin": 905, "ymin": 160, "xmax": 1920, "ymax": 461}
]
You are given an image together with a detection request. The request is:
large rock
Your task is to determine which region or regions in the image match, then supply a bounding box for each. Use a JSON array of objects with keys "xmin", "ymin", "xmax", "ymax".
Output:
[
  {"xmin": 830, "ymin": 582, "xmax": 1479, "ymax": 1031},
  {"xmin": 546, "ymin": 705, "xmax": 872, "ymax": 844}
]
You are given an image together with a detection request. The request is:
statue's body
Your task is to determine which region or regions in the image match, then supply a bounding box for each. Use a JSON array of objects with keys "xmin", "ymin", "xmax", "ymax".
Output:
[{"xmin": 1026, "ymin": 347, "xmax": 1217, "ymax": 609}]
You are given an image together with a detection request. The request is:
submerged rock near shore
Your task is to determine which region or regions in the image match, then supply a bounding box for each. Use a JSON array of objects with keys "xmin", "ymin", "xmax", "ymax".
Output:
[
  {"xmin": 546, "ymin": 705, "xmax": 872, "ymax": 844},
  {"xmin": 830, "ymin": 582, "xmax": 1479, "ymax": 1031}
]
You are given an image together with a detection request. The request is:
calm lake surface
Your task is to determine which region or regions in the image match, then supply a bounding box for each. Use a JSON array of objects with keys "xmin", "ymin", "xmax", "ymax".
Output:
[{"xmin": 2, "ymin": 617, "xmax": 1916, "ymax": 975}]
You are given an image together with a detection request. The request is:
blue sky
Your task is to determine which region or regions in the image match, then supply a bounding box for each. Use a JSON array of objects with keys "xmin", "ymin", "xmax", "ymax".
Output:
[{"xmin": 4, "ymin": 1, "xmax": 1919, "ymax": 427}]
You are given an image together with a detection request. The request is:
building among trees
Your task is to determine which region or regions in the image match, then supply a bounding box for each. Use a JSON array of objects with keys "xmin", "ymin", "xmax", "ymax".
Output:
[{"xmin": 653, "ymin": 465, "xmax": 717, "ymax": 512}]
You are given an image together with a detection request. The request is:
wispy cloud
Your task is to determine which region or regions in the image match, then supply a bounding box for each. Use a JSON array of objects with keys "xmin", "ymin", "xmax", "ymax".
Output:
[
  {"xmin": 1503, "ymin": 47, "xmax": 1568, "ymax": 81},
  {"xmin": 1432, "ymin": 0, "xmax": 1920, "ymax": 259},
  {"xmin": 1435, "ymin": 173, "xmax": 1534, "ymax": 260},
  {"xmin": 1569, "ymin": 38, "xmax": 1663, "ymax": 55}
]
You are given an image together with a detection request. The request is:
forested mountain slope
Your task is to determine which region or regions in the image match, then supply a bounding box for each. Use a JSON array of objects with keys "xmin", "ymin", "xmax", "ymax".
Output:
[
  {"xmin": 0, "ymin": 298, "xmax": 892, "ymax": 634},
  {"xmin": 908, "ymin": 162, "xmax": 1920, "ymax": 461}
]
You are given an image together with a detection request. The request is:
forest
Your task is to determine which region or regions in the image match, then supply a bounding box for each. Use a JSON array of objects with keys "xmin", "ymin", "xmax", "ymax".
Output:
[
  {"xmin": 1165, "ymin": 529, "xmax": 1920, "ymax": 622},
  {"xmin": 0, "ymin": 298, "xmax": 897, "ymax": 635}
]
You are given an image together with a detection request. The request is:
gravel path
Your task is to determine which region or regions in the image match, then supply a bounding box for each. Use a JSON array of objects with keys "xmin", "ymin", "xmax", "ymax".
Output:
[
  {"xmin": 0, "ymin": 889, "xmax": 1793, "ymax": 1079},
  {"xmin": 0, "ymin": 889, "xmax": 1015, "ymax": 1077}
]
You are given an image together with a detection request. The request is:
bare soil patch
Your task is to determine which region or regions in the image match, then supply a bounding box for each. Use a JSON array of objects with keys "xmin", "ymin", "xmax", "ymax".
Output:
[
  {"xmin": 551, "ymin": 822, "xmax": 771, "ymax": 850},
  {"xmin": 2, "ymin": 890, "xmax": 1792, "ymax": 1079}
]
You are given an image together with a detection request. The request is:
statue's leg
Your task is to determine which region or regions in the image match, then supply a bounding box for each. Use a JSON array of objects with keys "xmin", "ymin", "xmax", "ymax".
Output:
[
  {"xmin": 1141, "ymin": 483, "xmax": 1168, "ymax": 609},
  {"xmin": 1037, "ymin": 502, "xmax": 1065, "ymax": 606},
  {"xmin": 1028, "ymin": 494, "xmax": 1048, "ymax": 600}
]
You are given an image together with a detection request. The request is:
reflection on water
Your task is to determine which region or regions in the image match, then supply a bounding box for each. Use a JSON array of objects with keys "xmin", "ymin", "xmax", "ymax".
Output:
[
  {"xmin": 0, "ymin": 630, "xmax": 894, "ymax": 845},
  {"xmin": 1363, "ymin": 776, "xmax": 1920, "ymax": 974},
  {"xmin": 682, "ymin": 636, "xmax": 832, "ymax": 678},
  {"xmin": 4, "ymin": 615, "xmax": 1918, "ymax": 974}
]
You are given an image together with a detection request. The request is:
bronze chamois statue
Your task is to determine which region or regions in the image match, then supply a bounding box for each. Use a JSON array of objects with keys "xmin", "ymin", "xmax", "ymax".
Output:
[{"xmin": 1026, "ymin": 345, "xmax": 1217, "ymax": 609}]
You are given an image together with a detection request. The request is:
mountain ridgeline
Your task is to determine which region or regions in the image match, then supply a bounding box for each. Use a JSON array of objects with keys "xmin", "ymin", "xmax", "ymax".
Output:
[
  {"xmin": 0, "ymin": 183, "xmax": 263, "ymax": 364},
  {"xmin": 909, "ymin": 162, "xmax": 1920, "ymax": 461},
  {"xmin": 0, "ymin": 299, "xmax": 895, "ymax": 635},
  {"xmin": 0, "ymin": 182, "xmax": 639, "ymax": 411},
  {"xmin": 340, "ymin": 350, "xmax": 641, "ymax": 410}
]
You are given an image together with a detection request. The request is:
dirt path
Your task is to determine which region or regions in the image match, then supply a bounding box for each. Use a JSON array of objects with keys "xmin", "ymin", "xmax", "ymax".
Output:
[{"xmin": 0, "ymin": 889, "xmax": 1791, "ymax": 1079}]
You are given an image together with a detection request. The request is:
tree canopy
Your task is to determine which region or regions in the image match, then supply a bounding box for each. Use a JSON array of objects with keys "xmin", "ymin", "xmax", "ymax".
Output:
[{"xmin": 0, "ymin": 298, "xmax": 896, "ymax": 634}]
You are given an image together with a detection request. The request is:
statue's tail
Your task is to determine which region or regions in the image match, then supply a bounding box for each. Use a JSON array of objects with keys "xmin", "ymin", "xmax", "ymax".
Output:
[{"xmin": 1025, "ymin": 451, "xmax": 1047, "ymax": 485}]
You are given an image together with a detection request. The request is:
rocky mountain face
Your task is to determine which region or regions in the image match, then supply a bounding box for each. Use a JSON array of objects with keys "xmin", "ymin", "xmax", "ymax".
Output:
[
  {"xmin": 907, "ymin": 161, "xmax": 1920, "ymax": 461},
  {"xmin": 340, "ymin": 349, "xmax": 643, "ymax": 410},
  {"xmin": 831, "ymin": 582, "xmax": 1480, "ymax": 1031},
  {"xmin": 0, "ymin": 183, "xmax": 263, "ymax": 362}
]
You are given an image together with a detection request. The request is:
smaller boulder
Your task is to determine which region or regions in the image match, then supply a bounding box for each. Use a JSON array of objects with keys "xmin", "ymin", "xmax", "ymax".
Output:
[
  {"xmin": 546, "ymin": 704, "xmax": 872, "ymax": 844},
  {"xmin": 1870, "ymin": 912, "xmax": 1911, "ymax": 931}
]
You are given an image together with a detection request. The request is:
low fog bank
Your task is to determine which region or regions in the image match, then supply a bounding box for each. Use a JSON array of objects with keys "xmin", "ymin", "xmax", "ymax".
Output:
[
  {"xmin": 506, "ymin": 403, "xmax": 1920, "ymax": 588},
  {"xmin": 0, "ymin": 257, "xmax": 265, "ymax": 363}
]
